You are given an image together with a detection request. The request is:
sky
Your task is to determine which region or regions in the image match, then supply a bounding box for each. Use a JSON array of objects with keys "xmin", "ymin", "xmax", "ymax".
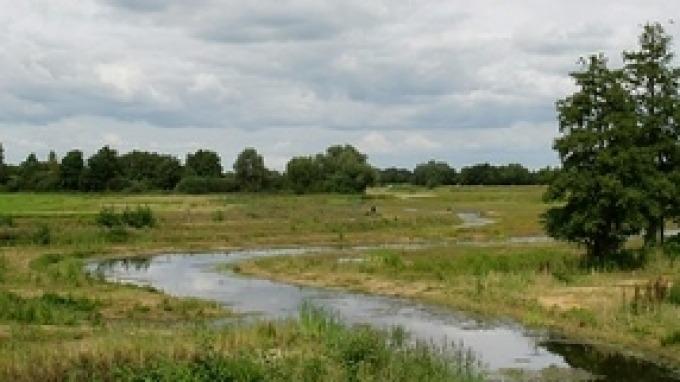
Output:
[{"xmin": 2, "ymin": 1, "xmax": 680, "ymax": 170}]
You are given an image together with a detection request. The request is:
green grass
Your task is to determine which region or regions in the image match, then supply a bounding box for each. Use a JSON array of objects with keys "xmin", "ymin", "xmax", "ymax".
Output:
[
  {"xmin": 1, "ymin": 305, "xmax": 484, "ymax": 382},
  {"xmin": 0, "ymin": 291, "xmax": 100, "ymax": 325},
  {"xmin": 1, "ymin": 186, "xmax": 528, "ymax": 380},
  {"xmin": 238, "ymin": 243, "xmax": 680, "ymax": 366}
]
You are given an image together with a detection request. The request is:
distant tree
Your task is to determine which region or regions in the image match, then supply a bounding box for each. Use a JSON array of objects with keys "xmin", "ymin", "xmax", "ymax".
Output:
[
  {"xmin": 119, "ymin": 151, "xmax": 183, "ymax": 190},
  {"xmin": 82, "ymin": 146, "xmax": 121, "ymax": 191},
  {"xmin": 38, "ymin": 151, "xmax": 61, "ymax": 191},
  {"xmin": 286, "ymin": 156, "xmax": 323, "ymax": 194},
  {"xmin": 319, "ymin": 145, "xmax": 376, "ymax": 193},
  {"xmin": 533, "ymin": 166, "xmax": 560, "ymax": 185},
  {"xmin": 623, "ymin": 23, "xmax": 680, "ymax": 246},
  {"xmin": 154, "ymin": 155, "xmax": 183, "ymax": 190},
  {"xmin": 544, "ymin": 55, "xmax": 645, "ymax": 261},
  {"xmin": 60, "ymin": 150, "xmax": 84, "ymax": 190},
  {"xmin": 186, "ymin": 149, "xmax": 222, "ymax": 178},
  {"xmin": 233, "ymin": 148, "xmax": 268, "ymax": 192},
  {"xmin": 379, "ymin": 167, "xmax": 413, "ymax": 185},
  {"xmin": 413, "ymin": 160, "xmax": 456, "ymax": 188}
]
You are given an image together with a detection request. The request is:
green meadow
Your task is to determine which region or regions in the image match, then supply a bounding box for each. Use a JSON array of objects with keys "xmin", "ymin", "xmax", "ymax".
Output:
[{"xmin": 1, "ymin": 186, "xmax": 679, "ymax": 380}]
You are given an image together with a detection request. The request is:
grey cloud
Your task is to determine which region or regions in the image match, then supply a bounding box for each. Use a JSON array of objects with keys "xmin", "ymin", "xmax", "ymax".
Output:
[{"xmin": 2, "ymin": 0, "xmax": 680, "ymax": 168}]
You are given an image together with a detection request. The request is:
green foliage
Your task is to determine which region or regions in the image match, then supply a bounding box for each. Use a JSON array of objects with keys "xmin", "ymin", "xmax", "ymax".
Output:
[
  {"xmin": 121, "ymin": 206, "xmax": 156, "ymax": 228},
  {"xmin": 413, "ymin": 160, "xmax": 456, "ymax": 188},
  {"xmin": 81, "ymin": 146, "xmax": 121, "ymax": 191},
  {"xmin": 234, "ymin": 148, "xmax": 269, "ymax": 192},
  {"xmin": 120, "ymin": 150, "xmax": 183, "ymax": 191},
  {"xmin": 544, "ymin": 54, "xmax": 645, "ymax": 260},
  {"xmin": 0, "ymin": 291, "xmax": 100, "ymax": 325},
  {"xmin": 96, "ymin": 206, "xmax": 155, "ymax": 229},
  {"xmin": 186, "ymin": 149, "xmax": 222, "ymax": 178},
  {"xmin": 96, "ymin": 207, "xmax": 121, "ymax": 228},
  {"xmin": 175, "ymin": 176, "xmax": 239, "ymax": 194},
  {"xmin": 60, "ymin": 150, "xmax": 84, "ymax": 190},
  {"xmin": 545, "ymin": 23, "xmax": 680, "ymax": 260},
  {"xmin": 286, "ymin": 145, "xmax": 377, "ymax": 194}
]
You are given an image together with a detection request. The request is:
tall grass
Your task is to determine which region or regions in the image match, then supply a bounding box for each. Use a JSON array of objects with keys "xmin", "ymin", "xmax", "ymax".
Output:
[
  {"xmin": 0, "ymin": 291, "xmax": 100, "ymax": 325},
  {"xmin": 0, "ymin": 305, "xmax": 485, "ymax": 382}
]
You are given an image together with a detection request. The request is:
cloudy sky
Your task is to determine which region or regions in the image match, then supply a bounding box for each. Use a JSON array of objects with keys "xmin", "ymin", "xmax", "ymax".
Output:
[{"xmin": 2, "ymin": 1, "xmax": 680, "ymax": 170}]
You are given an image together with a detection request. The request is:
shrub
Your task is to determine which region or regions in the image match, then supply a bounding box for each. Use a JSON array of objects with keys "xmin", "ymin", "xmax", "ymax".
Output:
[
  {"xmin": 121, "ymin": 206, "xmax": 155, "ymax": 228},
  {"xmin": 96, "ymin": 207, "xmax": 121, "ymax": 228},
  {"xmin": 96, "ymin": 206, "xmax": 155, "ymax": 229}
]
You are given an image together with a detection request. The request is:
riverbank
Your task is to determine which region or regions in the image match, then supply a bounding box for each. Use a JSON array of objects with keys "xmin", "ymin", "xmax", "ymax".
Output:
[
  {"xmin": 236, "ymin": 243, "xmax": 680, "ymax": 368},
  {"xmin": 0, "ymin": 187, "xmax": 541, "ymax": 380}
]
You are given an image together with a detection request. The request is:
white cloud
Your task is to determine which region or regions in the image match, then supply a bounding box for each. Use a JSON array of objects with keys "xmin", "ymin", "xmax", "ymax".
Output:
[{"xmin": 1, "ymin": 0, "xmax": 680, "ymax": 168}]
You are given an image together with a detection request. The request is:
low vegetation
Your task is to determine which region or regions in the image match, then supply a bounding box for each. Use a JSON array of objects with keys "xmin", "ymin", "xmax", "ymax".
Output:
[{"xmin": 238, "ymin": 244, "xmax": 680, "ymax": 365}]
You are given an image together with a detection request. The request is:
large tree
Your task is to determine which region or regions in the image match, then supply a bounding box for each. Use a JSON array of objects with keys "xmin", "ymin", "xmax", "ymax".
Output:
[
  {"xmin": 544, "ymin": 55, "xmax": 646, "ymax": 261},
  {"xmin": 623, "ymin": 23, "xmax": 680, "ymax": 246}
]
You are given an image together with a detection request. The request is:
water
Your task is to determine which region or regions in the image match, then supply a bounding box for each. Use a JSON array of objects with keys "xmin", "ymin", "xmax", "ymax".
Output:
[{"xmin": 89, "ymin": 248, "xmax": 680, "ymax": 382}]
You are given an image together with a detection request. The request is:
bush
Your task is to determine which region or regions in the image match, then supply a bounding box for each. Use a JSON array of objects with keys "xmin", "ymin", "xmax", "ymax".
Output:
[
  {"xmin": 96, "ymin": 206, "xmax": 155, "ymax": 229},
  {"xmin": 121, "ymin": 206, "xmax": 155, "ymax": 228},
  {"xmin": 96, "ymin": 207, "xmax": 121, "ymax": 228}
]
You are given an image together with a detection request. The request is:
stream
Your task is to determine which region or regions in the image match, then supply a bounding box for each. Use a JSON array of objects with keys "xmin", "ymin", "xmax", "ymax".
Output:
[{"xmin": 89, "ymin": 247, "xmax": 680, "ymax": 382}]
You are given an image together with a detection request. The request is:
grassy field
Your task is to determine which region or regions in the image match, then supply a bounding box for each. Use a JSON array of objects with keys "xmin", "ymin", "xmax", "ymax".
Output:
[
  {"xmin": 1, "ymin": 185, "xmax": 678, "ymax": 379},
  {"xmin": 0, "ymin": 186, "xmax": 547, "ymax": 380}
]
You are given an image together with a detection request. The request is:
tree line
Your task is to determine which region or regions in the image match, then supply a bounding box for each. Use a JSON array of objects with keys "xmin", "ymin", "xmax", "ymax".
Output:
[
  {"xmin": 0, "ymin": 142, "xmax": 555, "ymax": 194},
  {"xmin": 380, "ymin": 162, "xmax": 558, "ymax": 187},
  {"xmin": 545, "ymin": 23, "xmax": 680, "ymax": 261}
]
